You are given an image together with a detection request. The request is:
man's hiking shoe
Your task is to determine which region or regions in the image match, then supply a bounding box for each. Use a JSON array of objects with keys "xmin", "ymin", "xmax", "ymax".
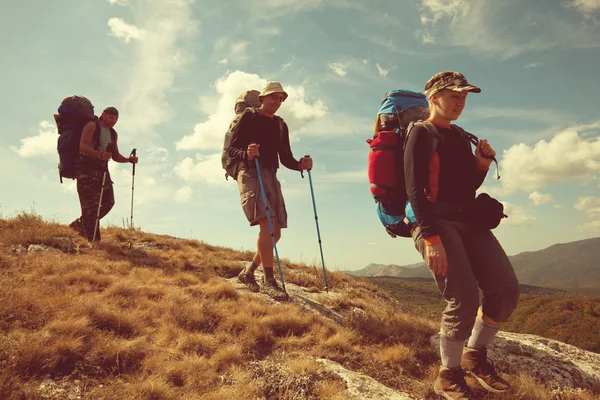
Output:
[
  {"xmin": 434, "ymin": 366, "xmax": 477, "ymax": 400},
  {"xmin": 69, "ymin": 218, "xmax": 85, "ymax": 237},
  {"xmin": 462, "ymin": 347, "xmax": 510, "ymax": 393},
  {"xmin": 237, "ymin": 270, "xmax": 260, "ymax": 293},
  {"xmin": 261, "ymin": 278, "xmax": 289, "ymax": 301}
]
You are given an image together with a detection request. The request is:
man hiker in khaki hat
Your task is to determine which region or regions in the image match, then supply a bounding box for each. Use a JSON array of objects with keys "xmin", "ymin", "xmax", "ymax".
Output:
[
  {"xmin": 70, "ymin": 106, "xmax": 139, "ymax": 242},
  {"xmin": 227, "ymin": 81, "xmax": 313, "ymax": 300}
]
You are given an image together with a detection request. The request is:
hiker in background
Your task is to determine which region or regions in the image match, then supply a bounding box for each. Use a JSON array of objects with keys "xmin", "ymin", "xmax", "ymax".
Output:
[
  {"xmin": 403, "ymin": 72, "xmax": 520, "ymax": 399},
  {"xmin": 227, "ymin": 82, "xmax": 313, "ymax": 300},
  {"xmin": 70, "ymin": 106, "xmax": 139, "ymax": 242}
]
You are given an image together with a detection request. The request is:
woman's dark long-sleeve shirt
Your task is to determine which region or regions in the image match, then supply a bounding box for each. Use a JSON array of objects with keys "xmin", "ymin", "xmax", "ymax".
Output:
[
  {"xmin": 228, "ymin": 110, "xmax": 300, "ymax": 171},
  {"xmin": 404, "ymin": 123, "xmax": 488, "ymax": 238}
]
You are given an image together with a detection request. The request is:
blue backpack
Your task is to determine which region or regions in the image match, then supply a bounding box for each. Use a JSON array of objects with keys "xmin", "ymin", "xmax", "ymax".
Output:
[
  {"xmin": 55, "ymin": 96, "xmax": 97, "ymax": 182},
  {"xmin": 369, "ymin": 90, "xmax": 498, "ymax": 238},
  {"xmin": 368, "ymin": 90, "xmax": 433, "ymax": 238}
]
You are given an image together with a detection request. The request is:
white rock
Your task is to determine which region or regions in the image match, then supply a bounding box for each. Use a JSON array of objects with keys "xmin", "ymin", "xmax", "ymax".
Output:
[
  {"xmin": 430, "ymin": 331, "xmax": 600, "ymax": 390},
  {"xmin": 316, "ymin": 358, "xmax": 418, "ymax": 400}
]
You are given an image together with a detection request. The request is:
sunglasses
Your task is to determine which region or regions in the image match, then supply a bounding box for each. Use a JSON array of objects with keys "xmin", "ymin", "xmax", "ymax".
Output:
[{"xmin": 270, "ymin": 94, "xmax": 286, "ymax": 102}]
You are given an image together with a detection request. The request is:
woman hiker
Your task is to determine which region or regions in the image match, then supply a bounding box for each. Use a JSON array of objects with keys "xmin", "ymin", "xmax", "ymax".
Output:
[{"xmin": 403, "ymin": 71, "xmax": 520, "ymax": 399}]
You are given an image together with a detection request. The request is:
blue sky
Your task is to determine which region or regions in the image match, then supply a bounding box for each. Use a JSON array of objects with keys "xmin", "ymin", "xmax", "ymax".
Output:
[{"xmin": 2, "ymin": 0, "xmax": 600, "ymax": 271}]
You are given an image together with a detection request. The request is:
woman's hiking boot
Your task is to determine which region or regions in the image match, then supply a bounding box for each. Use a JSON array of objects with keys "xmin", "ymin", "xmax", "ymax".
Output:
[
  {"xmin": 261, "ymin": 277, "xmax": 289, "ymax": 301},
  {"xmin": 462, "ymin": 347, "xmax": 510, "ymax": 393},
  {"xmin": 434, "ymin": 366, "xmax": 477, "ymax": 399},
  {"xmin": 237, "ymin": 270, "xmax": 260, "ymax": 292}
]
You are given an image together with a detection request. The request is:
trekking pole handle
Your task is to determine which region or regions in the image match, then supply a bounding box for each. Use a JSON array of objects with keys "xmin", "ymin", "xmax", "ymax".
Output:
[
  {"xmin": 130, "ymin": 148, "xmax": 137, "ymax": 175},
  {"xmin": 304, "ymin": 155, "xmax": 312, "ymax": 171},
  {"xmin": 300, "ymin": 154, "xmax": 311, "ymax": 178}
]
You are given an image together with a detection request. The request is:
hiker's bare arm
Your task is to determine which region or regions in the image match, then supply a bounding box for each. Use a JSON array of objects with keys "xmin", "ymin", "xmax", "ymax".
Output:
[
  {"xmin": 109, "ymin": 132, "xmax": 134, "ymax": 163},
  {"xmin": 80, "ymin": 122, "xmax": 111, "ymax": 160}
]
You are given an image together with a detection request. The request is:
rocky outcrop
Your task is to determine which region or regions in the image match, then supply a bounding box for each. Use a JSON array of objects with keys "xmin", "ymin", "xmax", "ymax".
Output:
[
  {"xmin": 316, "ymin": 358, "xmax": 417, "ymax": 400},
  {"xmin": 431, "ymin": 331, "xmax": 600, "ymax": 392}
]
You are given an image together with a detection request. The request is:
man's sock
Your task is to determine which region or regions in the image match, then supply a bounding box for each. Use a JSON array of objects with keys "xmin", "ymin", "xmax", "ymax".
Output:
[
  {"xmin": 244, "ymin": 260, "xmax": 259, "ymax": 275},
  {"xmin": 467, "ymin": 317, "xmax": 501, "ymax": 349},
  {"xmin": 440, "ymin": 331, "xmax": 466, "ymax": 368},
  {"xmin": 263, "ymin": 267, "xmax": 275, "ymax": 281}
]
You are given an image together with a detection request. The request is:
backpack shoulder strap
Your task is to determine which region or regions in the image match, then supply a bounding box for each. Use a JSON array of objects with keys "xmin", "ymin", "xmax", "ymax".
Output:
[
  {"xmin": 451, "ymin": 124, "xmax": 501, "ymax": 180},
  {"xmin": 410, "ymin": 120, "xmax": 442, "ymax": 158},
  {"xmin": 275, "ymin": 115, "xmax": 285, "ymax": 137},
  {"xmin": 451, "ymin": 124, "xmax": 478, "ymax": 148}
]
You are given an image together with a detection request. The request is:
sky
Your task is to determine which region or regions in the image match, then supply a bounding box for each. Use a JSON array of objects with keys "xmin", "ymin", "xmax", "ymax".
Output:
[{"xmin": 1, "ymin": 0, "xmax": 600, "ymax": 272}]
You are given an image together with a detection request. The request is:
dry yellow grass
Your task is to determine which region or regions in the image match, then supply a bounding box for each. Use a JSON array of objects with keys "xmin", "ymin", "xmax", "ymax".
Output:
[{"xmin": 0, "ymin": 211, "xmax": 598, "ymax": 399}]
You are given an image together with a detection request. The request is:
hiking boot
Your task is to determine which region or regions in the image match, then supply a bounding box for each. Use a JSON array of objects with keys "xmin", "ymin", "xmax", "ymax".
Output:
[
  {"xmin": 69, "ymin": 218, "xmax": 85, "ymax": 237},
  {"xmin": 462, "ymin": 347, "xmax": 510, "ymax": 393},
  {"xmin": 237, "ymin": 270, "xmax": 260, "ymax": 293},
  {"xmin": 261, "ymin": 277, "xmax": 289, "ymax": 301},
  {"xmin": 434, "ymin": 366, "xmax": 477, "ymax": 399}
]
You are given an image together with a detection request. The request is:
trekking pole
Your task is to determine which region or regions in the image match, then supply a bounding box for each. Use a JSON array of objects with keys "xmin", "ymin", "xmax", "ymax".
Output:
[
  {"xmin": 304, "ymin": 155, "xmax": 329, "ymax": 292},
  {"xmin": 254, "ymin": 156, "xmax": 286, "ymax": 293},
  {"xmin": 92, "ymin": 166, "xmax": 108, "ymax": 243},
  {"xmin": 128, "ymin": 148, "xmax": 137, "ymax": 249}
]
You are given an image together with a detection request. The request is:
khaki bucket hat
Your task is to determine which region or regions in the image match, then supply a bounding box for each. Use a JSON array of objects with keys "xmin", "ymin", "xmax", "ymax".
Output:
[
  {"xmin": 424, "ymin": 71, "xmax": 481, "ymax": 99},
  {"xmin": 259, "ymin": 81, "xmax": 288, "ymax": 102}
]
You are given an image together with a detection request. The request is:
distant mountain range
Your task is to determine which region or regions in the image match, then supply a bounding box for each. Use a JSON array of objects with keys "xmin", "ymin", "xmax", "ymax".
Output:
[{"xmin": 346, "ymin": 237, "xmax": 600, "ymax": 289}]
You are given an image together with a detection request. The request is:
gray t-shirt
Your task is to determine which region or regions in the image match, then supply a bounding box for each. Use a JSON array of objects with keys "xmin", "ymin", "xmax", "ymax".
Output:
[{"xmin": 99, "ymin": 126, "xmax": 112, "ymax": 152}]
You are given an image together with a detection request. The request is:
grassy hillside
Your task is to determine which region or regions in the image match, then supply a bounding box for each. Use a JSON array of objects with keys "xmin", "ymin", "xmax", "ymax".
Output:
[
  {"xmin": 0, "ymin": 212, "xmax": 598, "ymax": 399},
  {"xmin": 368, "ymin": 277, "xmax": 600, "ymax": 354}
]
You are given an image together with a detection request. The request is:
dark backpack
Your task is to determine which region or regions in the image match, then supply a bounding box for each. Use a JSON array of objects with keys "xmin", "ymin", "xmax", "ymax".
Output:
[
  {"xmin": 55, "ymin": 96, "xmax": 97, "ymax": 182},
  {"xmin": 222, "ymin": 90, "xmax": 261, "ymax": 180},
  {"xmin": 367, "ymin": 90, "xmax": 490, "ymax": 238}
]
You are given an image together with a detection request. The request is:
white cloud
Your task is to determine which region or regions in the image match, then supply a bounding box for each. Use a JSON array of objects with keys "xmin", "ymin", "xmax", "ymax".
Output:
[
  {"xmin": 329, "ymin": 62, "xmax": 349, "ymax": 77},
  {"xmin": 501, "ymin": 202, "xmax": 536, "ymax": 226},
  {"xmin": 146, "ymin": 147, "xmax": 169, "ymax": 163},
  {"xmin": 108, "ymin": 18, "xmax": 145, "ymax": 43},
  {"xmin": 173, "ymin": 153, "xmax": 227, "ymax": 186},
  {"xmin": 11, "ymin": 121, "xmax": 56, "ymax": 158},
  {"xmin": 376, "ymin": 63, "xmax": 390, "ymax": 77},
  {"xmin": 498, "ymin": 124, "xmax": 600, "ymax": 194},
  {"xmin": 214, "ymin": 39, "xmax": 250, "ymax": 65},
  {"xmin": 256, "ymin": 27, "xmax": 281, "ymax": 36},
  {"xmin": 174, "ymin": 186, "xmax": 193, "ymax": 203},
  {"xmin": 418, "ymin": 0, "xmax": 600, "ymax": 59},
  {"xmin": 578, "ymin": 220, "xmax": 600, "ymax": 232},
  {"xmin": 175, "ymin": 70, "xmax": 327, "ymax": 151},
  {"xmin": 113, "ymin": 1, "xmax": 199, "ymax": 138},
  {"xmin": 524, "ymin": 63, "xmax": 541, "ymax": 68},
  {"xmin": 416, "ymin": 29, "xmax": 435, "ymax": 44},
  {"xmin": 218, "ymin": 58, "xmax": 228, "ymax": 65},
  {"xmin": 108, "ymin": 0, "xmax": 128, "ymax": 4},
  {"xmin": 574, "ymin": 196, "xmax": 600, "ymax": 217},
  {"xmin": 419, "ymin": 0, "xmax": 469, "ymax": 24},
  {"xmin": 529, "ymin": 191, "xmax": 553, "ymax": 206},
  {"xmin": 568, "ymin": 0, "xmax": 600, "ymax": 14}
]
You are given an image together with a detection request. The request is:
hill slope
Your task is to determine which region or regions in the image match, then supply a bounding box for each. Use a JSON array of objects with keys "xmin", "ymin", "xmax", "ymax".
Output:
[
  {"xmin": 349, "ymin": 237, "xmax": 600, "ymax": 289},
  {"xmin": 367, "ymin": 277, "xmax": 600, "ymax": 353},
  {"xmin": 0, "ymin": 212, "xmax": 598, "ymax": 400}
]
